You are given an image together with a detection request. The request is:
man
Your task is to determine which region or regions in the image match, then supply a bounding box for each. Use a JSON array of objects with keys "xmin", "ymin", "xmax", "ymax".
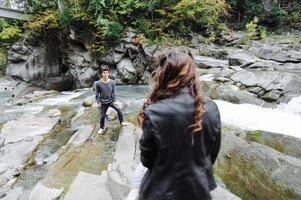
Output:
[{"xmin": 95, "ymin": 66, "xmax": 128, "ymax": 134}]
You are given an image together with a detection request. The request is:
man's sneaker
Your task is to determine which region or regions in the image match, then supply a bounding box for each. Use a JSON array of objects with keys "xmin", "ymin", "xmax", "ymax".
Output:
[
  {"xmin": 121, "ymin": 121, "xmax": 128, "ymax": 126},
  {"xmin": 97, "ymin": 128, "xmax": 104, "ymax": 134}
]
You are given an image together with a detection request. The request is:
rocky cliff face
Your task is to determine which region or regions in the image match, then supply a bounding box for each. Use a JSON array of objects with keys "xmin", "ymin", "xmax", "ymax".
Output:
[
  {"xmin": 5, "ymin": 27, "xmax": 157, "ymax": 91},
  {"xmin": 5, "ymin": 29, "xmax": 301, "ymax": 105}
]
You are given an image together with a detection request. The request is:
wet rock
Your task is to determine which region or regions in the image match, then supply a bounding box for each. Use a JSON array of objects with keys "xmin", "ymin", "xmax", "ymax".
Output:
[
  {"xmin": 66, "ymin": 125, "xmax": 94, "ymax": 146},
  {"xmin": 199, "ymin": 45, "xmax": 229, "ymax": 59},
  {"xmin": 117, "ymin": 58, "xmax": 137, "ymax": 83},
  {"xmin": 211, "ymin": 186, "xmax": 241, "ymax": 200},
  {"xmin": 195, "ymin": 56, "xmax": 228, "ymax": 69},
  {"xmin": 33, "ymin": 75, "xmax": 73, "ymax": 91},
  {"xmin": 0, "ymin": 112, "xmax": 59, "ymax": 191},
  {"xmin": 82, "ymin": 95, "xmax": 95, "ymax": 107},
  {"xmin": 209, "ymin": 84, "xmax": 266, "ymax": 106},
  {"xmin": 216, "ymin": 131, "xmax": 301, "ymax": 200},
  {"xmin": 0, "ymin": 187, "xmax": 22, "ymax": 200},
  {"xmin": 244, "ymin": 130, "xmax": 301, "ymax": 158},
  {"xmin": 29, "ymin": 182, "xmax": 64, "ymax": 200},
  {"xmin": 229, "ymin": 70, "xmax": 301, "ymax": 103},
  {"xmin": 249, "ymin": 46, "xmax": 301, "ymax": 63},
  {"xmin": 106, "ymin": 124, "xmax": 141, "ymax": 200},
  {"xmin": 64, "ymin": 171, "xmax": 112, "ymax": 200},
  {"xmin": 228, "ymin": 51, "xmax": 258, "ymax": 67}
]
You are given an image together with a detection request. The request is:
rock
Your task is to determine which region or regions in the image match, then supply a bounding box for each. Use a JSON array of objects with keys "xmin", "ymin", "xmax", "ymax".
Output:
[
  {"xmin": 215, "ymin": 131, "xmax": 301, "ymax": 200},
  {"xmin": 106, "ymin": 100, "xmax": 126, "ymax": 120},
  {"xmin": 107, "ymin": 124, "xmax": 141, "ymax": 200},
  {"xmin": 246, "ymin": 59, "xmax": 301, "ymax": 71},
  {"xmin": 43, "ymin": 75, "xmax": 73, "ymax": 91},
  {"xmin": 228, "ymin": 51, "xmax": 258, "ymax": 67},
  {"xmin": 64, "ymin": 171, "xmax": 112, "ymax": 200},
  {"xmin": 211, "ymin": 186, "xmax": 241, "ymax": 200},
  {"xmin": 70, "ymin": 67, "xmax": 97, "ymax": 88},
  {"xmin": 194, "ymin": 56, "xmax": 228, "ymax": 69},
  {"xmin": 230, "ymin": 71, "xmax": 301, "ymax": 101},
  {"xmin": 0, "ymin": 113, "xmax": 59, "ymax": 190},
  {"xmin": 1, "ymin": 114, "xmax": 59, "ymax": 144},
  {"xmin": 219, "ymin": 31, "xmax": 243, "ymax": 46},
  {"xmin": 261, "ymin": 90, "xmax": 281, "ymax": 102},
  {"xmin": 29, "ymin": 182, "xmax": 64, "ymax": 200},
  {"xmin": 249, "ymin": 46, "xmax": 301, "ymax": 63},
  {"xmin": 246, "ymin": 86, "xmax": 263, "ymax": 94},
  {"xmin": 214, "ymin": 77, "xmax": 231, "ymax": 83},
  {"xmin": 6, "ymin": 43, "xmax": 63, "ymax": 85},
  {"xmin": 209, "ymin": 84, "xmax": 266, "ymax": 106},
  {"xmin": 199, "ymin": 45, "xmax": 229, "ymax": 59},
  {"xmin": 142, "ymin": 44, "xmax": 157, "ymax": 62},
  {"xmin": 244, "ymin": 130, "xmax": 301, "ymax": 158},
  {"xmin": 46, "ymin": 109, "xmax": 62, "ymax": 118},
  {"xmin": 1, "ymin": 187, "xmax": 23, "ymax": 200},
  {"xmin": 7, "ymin": 42, "xmax": 32, "ymax": 62},
  {"xmin": 117, "ymin": 58, "xmax": 137, "ymax": 83},
  {"xmin": 121, "ymin": 27, "xmax": 137, "ymax": 43},
  {"xmin": 66, "ymin": 125, "xmax": 94, "ymax": 146},
  {"xmin": 82, "ymin": 95, "xmax": 95, "ymax": 107},
  {"xmin": 113, "ymin": 51, "xmax": 126, "ymax": 64}
]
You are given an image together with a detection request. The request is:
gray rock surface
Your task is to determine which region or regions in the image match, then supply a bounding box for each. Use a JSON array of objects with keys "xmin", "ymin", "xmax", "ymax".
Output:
[
  {"xmin": 29, "ymin": 182, "xmax": 64, "ymax": 200},
  {"xmin": 64, "ymin": 171, "xmax": 112, "ymax": 200}
]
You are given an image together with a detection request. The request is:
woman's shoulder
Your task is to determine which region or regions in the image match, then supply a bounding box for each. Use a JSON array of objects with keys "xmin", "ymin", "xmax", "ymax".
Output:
[{"xmin": 203, "ymin": 98, "xmax": 220, "ymax": 124}]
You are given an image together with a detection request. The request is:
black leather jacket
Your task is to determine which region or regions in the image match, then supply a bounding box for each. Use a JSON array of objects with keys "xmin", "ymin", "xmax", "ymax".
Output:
[{"xmin": 139, "ymin": 87, "xmax": 221, "ymax": 200}]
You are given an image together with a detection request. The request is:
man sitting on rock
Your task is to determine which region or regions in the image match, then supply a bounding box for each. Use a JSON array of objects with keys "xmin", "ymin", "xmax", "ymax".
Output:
[{"xmin": 95, "ymin": 66, "xmax": 128, "ymax": 134}]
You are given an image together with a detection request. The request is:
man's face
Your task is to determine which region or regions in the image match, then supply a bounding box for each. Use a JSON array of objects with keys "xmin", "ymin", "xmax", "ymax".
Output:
[{"xmin": 102, "ymin": 70, "xmax": 109, "ymax": 79}]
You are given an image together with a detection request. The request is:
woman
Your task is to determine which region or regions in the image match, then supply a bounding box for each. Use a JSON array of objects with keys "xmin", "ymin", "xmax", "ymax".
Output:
[{"xmin": 138, "ymin": 48, "xmax": 221, "ymax": 200}]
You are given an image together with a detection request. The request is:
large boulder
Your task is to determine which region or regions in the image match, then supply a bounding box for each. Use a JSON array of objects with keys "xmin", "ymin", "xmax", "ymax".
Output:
[
  {"xmin": 244, "ymin": 130, "xmax": 301, "ymax": 158},
  {"xmin": 29, "ymin": 182, "xmax": 63, "ymax": 200},
  {"xmin": 248, "ymin": 46, "xmax": 301, "ymax": 63},
  {"xmin": 0, "ymin": 111, "xmax": 60, "ymax": 194},
  {"xmin": 229, "ymin": 70, "xmax": 301, "ymax": 103},
  {"xmin": 195, "ymin": 56, "xmax": 228, "ymax": 69},
  {"xmin": 228, "ymin": 51, "xmax": 259, "ymax": 67},
  {"xmin": 208, "ymin": 84, "xmax": 266, "ymax": 106},
  {"xmin": 117, "ymin": 58, "xmax": 137, "ymax": 83},
  {"xmin": 215, "ymin": 131, "xmax": 301, "ymax": 200},
  {"xmin": 64, "ymin": 171, "xmax": 112, "ymax": 200}
]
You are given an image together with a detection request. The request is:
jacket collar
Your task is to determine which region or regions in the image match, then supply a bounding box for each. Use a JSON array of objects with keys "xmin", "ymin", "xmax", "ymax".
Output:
[{"xmin": 179, "ymin": 87, "xmax": 190, "ymax": 94}]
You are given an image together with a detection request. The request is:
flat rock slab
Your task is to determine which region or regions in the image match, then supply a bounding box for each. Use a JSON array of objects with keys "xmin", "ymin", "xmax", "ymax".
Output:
[
  {"xmin": 64, "ymin": 171, "xmax": 112, "ymax": 200},
  {"xmin": 29, "ymin": 182, "xmax": 63, "ymax": 200},
  {"xmin": 211, "ymin": 186, "xmax": 240, "ymax": 200},
  {"xmin": 1, "ymin": 114, "xmax": 59, "ymax": 144}
]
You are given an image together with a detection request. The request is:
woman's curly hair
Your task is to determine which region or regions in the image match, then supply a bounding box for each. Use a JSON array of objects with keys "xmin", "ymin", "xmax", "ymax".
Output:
[{"xmin": 138, "ymin": 48, "xmax": 205, "ymax": 142}]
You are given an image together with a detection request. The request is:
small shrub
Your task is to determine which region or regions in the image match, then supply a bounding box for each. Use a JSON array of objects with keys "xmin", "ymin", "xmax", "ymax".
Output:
[
  {"xmin": 0, "ymin": 26, "xmax": 22, "ymax": 40},
  {"xmin": 246, "ymin": 17, "xmax": 259, "ymax": 39}
]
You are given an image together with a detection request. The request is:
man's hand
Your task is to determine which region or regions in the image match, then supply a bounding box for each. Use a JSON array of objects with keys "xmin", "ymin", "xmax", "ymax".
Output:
[{"xmin": 97, "ymin": 102, "xmax": 101, "ymax": 108}]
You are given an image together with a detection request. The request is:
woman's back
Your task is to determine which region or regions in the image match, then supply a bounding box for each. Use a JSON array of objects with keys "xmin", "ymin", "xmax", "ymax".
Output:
[{"xmin": 139, "ymin": 87, "xmax": 221, "ymax": 200}]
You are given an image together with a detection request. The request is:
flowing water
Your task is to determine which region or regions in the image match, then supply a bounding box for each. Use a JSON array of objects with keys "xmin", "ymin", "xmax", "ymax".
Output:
[{"xmin": 1, "ymin": 82, "xmax": 300, "ymax": 197}]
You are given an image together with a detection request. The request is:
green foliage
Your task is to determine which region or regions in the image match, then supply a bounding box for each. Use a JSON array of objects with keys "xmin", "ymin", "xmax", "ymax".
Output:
[
  {"xmin": 264, "ymin": 6, "xmax": 288, "ymax": 28},
  {"xmin": 59, "ymin": 7, "xmax": 72, "ymax": 28},
  {"xmin": 23, "ymin": 0, "xmax": 58, "ymax": 12},
  {"xmin": 0, "ymin": 27, "xmax": 22, "ymax": 40},
  {"xmin": 226, "ymin": 0, "xmax": 301, "ymax": 30},
  {"xmin": 246, "ymin": 17, "xmax": 259, "ymax": 39},
  {"xmin": 0, "ymin": 49, "xmax": 7, "ymax": 72},
  {"xmin": 97, "ymin": 18, "xmax": 123, "ymax": 42},
  {"xmin": 289, "ymin": 2, "xmax": 301, "ymax": 29},
  {"xmin": 0, "ymin": 19, "xmax": 10, "ymax": 32},
  {"xmin": 21, "ymin": 0, "xmax": 228, "ymax": 51},
  {"xmin": 246, "ymin": 16, "xmax": 269, "ymax": 40},
  {"xmin": 0, "ymin": 19, "xmax": 22, "ymax": 41},
  {"xmin": 24, "ymin": 10, "xmax": 59, "ymax": 31}
]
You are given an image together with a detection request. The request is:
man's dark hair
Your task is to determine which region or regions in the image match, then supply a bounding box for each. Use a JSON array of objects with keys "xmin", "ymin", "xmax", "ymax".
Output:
[{"xmin": 98, "ymin": 65, "xmax": 110, "ymax": 76}]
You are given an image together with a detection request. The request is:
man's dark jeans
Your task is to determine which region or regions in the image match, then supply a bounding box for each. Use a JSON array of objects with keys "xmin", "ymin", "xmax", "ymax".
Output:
[{"xmin": 100, "ymin": 102, "xmax": 124, "ymax": 128}]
